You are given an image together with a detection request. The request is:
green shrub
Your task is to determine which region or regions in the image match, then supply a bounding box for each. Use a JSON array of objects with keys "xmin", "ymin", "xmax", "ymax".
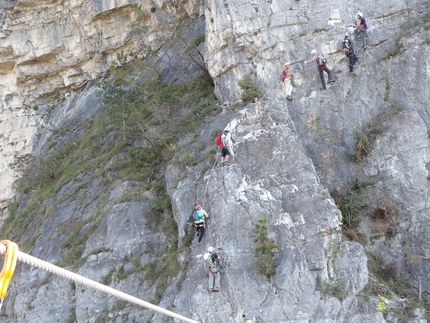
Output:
[
  {"xmin": 317, "ymin": 276, "xmax": 348, "ymax": 298},
  {"xmin": 351, "ymin": 132, "xmax": 370, "ymax": 162},
  {"xmin": 54, "ymin": 244, "xmax": 86, "ymax": 268},
  {"xmin": 176, "ymin": 153, "xmax": 197, "ymax": 169},
  {"xmin": 117, "ymin": 266, "xmax": 128, "ymax": 280},
  {"xmin": 94, "ymin": 312, "xmax": 109, "ymax": 323},
  {"xmin": 331, "ymin": 178, "xmax": 370, "ymax": 231},
  {"xmin": 181, "ymin": 223, "xmax": 195, "ymax": 247},
  {"xmin": 337, "ymin": 177, "xmax": 398, "ymax": 238},
  {"xmin": 186, "ymin": 34, "xmax": 205, "ymax": 52},
  {"xmin": 386, "ymin": 12, "xmax": 430, "ymax": 58},
  {"xmin": 143, "ymin": 263, "xmax": 158, "ymax": 285},
  {"xmin": 9, "ymin": 61, "xmax": 216, "ymax": 308},
  {"xmin": 132, "ymin": 258, "xmax": 141, "ymax": 268},
  {"xmin": 8, "ymin": 202, "xmax": 18, "ymax": 217},
  {"xmin": 101, "ymin": 269, "xmax": 115, "ymax": 285},
  {"xmin": 172, "ymin": 177, "xmax": 184, "ymax": 189},
  {"xmin": 67, "ymin": 310, "xmax": 77, "ymax": 323},
  {"xmin": 115, "ymin": 51, "xmax": 128, "ymax": 68},
  {"xmin": 350, "ymin": 109, "xmax": 398, "ymax": 163},
  {"xmin": 254, "ymin": 219, "xmax": 277, "ymax": 277},
  {"xmin": 407, "ymin": 298, "xmax": 421, "ymax": 311},
  {"xmin": 111, "ymin": 301, "xmax": 127, "ymax": 312},
  {"xmin": 238, "ymin": 75, "xmax": 261, "ymax": 102}
]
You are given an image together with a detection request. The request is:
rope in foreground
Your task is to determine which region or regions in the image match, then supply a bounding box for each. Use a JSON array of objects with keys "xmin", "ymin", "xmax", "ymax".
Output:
[{"xmin": 0, "ymin": 241, "xmax": 199, "ymax": 323}]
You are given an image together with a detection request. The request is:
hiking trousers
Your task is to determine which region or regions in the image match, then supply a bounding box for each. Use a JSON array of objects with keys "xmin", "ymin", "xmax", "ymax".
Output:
[
  {"xmin": 346, "ymin": 53, "xmax": 358, "ymax": 72},
  {"xmin": 284, "ymin": 78, "xmax": 293, "ymax": 97},
  {"xmin": 195, "ymin": 221, "xmax": 206, "ymax": 242},
  {"xmin": 197, "ymin": 226, "xmax": 205, "ymax": 243},
  {"xmin": 318, "ymin": 66, "xmax": 333, "ymax": 88},
  {"xmin": 208, "ymin": 271, "xmax": 220, "ymax": 289},
  {"xmin": 354, "ymin": 27, "xmax": 368, "ymax": 48}
]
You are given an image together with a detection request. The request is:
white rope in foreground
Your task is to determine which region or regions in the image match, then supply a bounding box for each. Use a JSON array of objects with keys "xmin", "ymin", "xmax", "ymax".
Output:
[{"xmin": 0, "ymin": 243, "xmax": 199, "ymax": 323}]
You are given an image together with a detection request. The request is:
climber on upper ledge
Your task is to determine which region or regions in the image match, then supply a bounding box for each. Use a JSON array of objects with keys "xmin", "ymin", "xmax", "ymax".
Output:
[
  {"xmin": 354, "ymin": 11, "xmax": 368, "ymax": 50},
  {"xmin": 221, "ymin": 129, "xmax": 231, "ymax": 166}
]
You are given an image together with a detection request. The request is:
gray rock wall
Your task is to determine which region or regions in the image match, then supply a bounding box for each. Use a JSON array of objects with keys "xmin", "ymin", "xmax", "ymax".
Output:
[
  {"xmin": 1, "ymin": 0, "xmax": 430, "ymax": 322},
  {"xmin": 0, "ymin": 0, "xmax": 204, "ymax": 211},
  {"xmin": 167, "ymin": 100, "xmax": 375, "ymax": 322}
]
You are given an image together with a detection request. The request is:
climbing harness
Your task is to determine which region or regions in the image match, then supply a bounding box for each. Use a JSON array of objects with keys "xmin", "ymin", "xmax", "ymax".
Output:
[
  {"xmin": 205, "ymin": 217, "xmax": 247, "ymax": 322},
  {"xmin": 196, "ymin": 90, "xmax": 275, "ymax": 323},
  {"xmin": 0, "ymin": 240, "xmax": 199, "ymax": 323},
  {"xmin": 199, "ymin": 163, "xmax": 245, "ymax": 320},
  {"xmin": 0, "ymin": 240, "xmax": 18, "ymax": 311}
]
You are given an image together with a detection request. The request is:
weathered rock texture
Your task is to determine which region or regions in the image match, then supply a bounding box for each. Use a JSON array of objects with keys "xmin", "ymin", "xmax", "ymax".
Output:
[
  {"xmin": 1, "ymin": 0, "xmax": 430, "ymax": 322},
  {"xmin": 168, "ymin": 101, "xmax": 372, "ymax": 322},
  {"xmin": 0, "ymin": 0, "xmax": 203, "ymax": 210}
]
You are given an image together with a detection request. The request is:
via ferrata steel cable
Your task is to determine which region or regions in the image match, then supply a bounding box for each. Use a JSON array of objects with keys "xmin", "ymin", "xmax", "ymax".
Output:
[
  {"xmin": 0, "ymin": 240, "xmax": 18, "ymax": 312},
  {"xmin": 0, "ymin": 241, "xmax": 199, "ymax": 323}
]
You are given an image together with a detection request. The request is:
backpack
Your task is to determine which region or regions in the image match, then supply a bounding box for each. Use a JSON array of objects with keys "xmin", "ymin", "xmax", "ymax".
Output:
[
  {"xmin": 343, "ymin": 39, "xmax": 354, "ymax": 54},
  {"xmin": 342, "ymin": 39, "xmax": 350, "ymax": 50},
  {"xmin": 318, "ymin": 54, "xmax": 327, "ymax": 66},
  {"xmin": 362, "ymin": 17, "xmax": 369, "ymax": 29},
  {"xmin": 280, "ymin": 71, "xmax": 286, "ymax": 82},
  {"xmin": 204, "ymin": 253, "xmax": 219, "ymax": 273},
  {"xmin": 194, "ymin": 209, "xmax": 203, "ymax": 222},
  {"xmin": 204, "ymin": 253, "xmax": 212, "ymax": 269},
  {"xmin": 215, "ymin": 132, "xmax": 224, "ymax": 148}
]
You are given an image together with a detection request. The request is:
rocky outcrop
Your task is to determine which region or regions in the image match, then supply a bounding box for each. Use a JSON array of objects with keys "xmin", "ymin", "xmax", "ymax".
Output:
[
  {"xmin": 0, "ymin": 0, "xmax": 204, "ymax": 211},
  {"xmin": 167, "ymin": 100, "xmax": 374, "ymax": 322},
  {"xmin": 197, "ymin": 0, "xmax": 430, "ymax": 320},
  {"xmin": 1, "ymin": 0, "xmax": 430, "ymax": 322}
]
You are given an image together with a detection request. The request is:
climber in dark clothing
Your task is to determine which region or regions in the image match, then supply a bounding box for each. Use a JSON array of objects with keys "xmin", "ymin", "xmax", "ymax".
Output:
[
  {"xmin": 342, "ymin": 35, "xmax": 358, "ymax": 73},
  {"xmin": 308, "ymin": 49, "xmax": 335, "ymax": 90}
]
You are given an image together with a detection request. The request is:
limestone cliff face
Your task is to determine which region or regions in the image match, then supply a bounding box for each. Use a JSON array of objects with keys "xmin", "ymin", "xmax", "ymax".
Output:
[
  {"xmin": 1, "ymin": 0, "xmax": 430, "ymax": 322},
  {"xmin": 0, "ymin": 0, "xmax": 203, "ymax": 211}
]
